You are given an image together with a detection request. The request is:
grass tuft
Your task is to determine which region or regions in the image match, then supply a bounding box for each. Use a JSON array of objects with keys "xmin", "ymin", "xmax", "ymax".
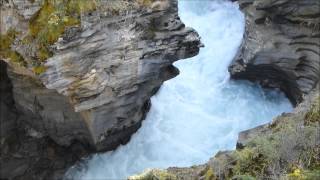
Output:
[
  {"xmin": 137, "ymin": 0, "xmax": 156, "ymax": 7},
  {"xmin": 33, "ymin": 65, "xmax": 48, "ymax": 75},
  {"xmin": 0, "ymin": 29, "xmax": 27, "ymax": 66},
  {"xmin": 23, "ymin": 0, "xmax": 98, "ymax": 73},
  {"xmin": 305, "ymin": 97, "xmax": 320, "ymax": 125}
]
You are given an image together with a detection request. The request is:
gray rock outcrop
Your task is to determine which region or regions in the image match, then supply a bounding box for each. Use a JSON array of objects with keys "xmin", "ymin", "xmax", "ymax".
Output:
[
  {"xmin": 1, "ymin": 0, "xmax": 201, "ymax": 151},
  {"xmin": 229, "ymin": 0, "xmax": 320, "ymax": 105}
]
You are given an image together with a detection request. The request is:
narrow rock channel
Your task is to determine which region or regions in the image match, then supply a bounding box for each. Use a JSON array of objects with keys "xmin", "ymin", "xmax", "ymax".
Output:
[{"xmin": 65, "ymin": 1, "xmax": 293, "ymax": 179}]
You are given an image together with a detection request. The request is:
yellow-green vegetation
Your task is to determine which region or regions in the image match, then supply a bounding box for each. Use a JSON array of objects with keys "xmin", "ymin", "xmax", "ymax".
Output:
[
  {"xmin": 28, "ymin": 0, "xmax": 98, "ymax": 63},
  {"xmin": 0, "ymin": 29, "xmax": 27, "ymax": 66},
  {"xmin": 66, "ymin": 0, "xmax": 97, "ymax": 14},
  {"xmin": 204, "ymin": 168, "xmax": 215, "ymax": 180},
  {"xmin": 288, "ymin": 168, "xmax": 305, "ymax": 179},
  {"xmin": 128, "ymin": 169, "xmax": 177, "ymax": 180},
  {"xmin": 231, "ymin": 148, "xmax": 270, "ymax": 178},
  {"xmin": 285, "ymin": 168, "xmax": 320, "ymax": 180},
  {"xmin": 137, "ymin": 0, "xmax": 156, "ymax": 7},
  {"xmin": 33, "ymin": 65, "xmax": 48, "ymax": 75},
  {"xmin": 305, "ymin": 97, "xmax": 320, "ymax": 125},
  {"xmin": 17, "ymin": 0, "xmax": 98, "ymax": 74},
  {"xmin": 303, "ymin": 169, "xmax": 320, "ymax": 180},
  {"xmin": 224, "ymin": 97, "xmax": 320, "ymax": 179},
  {"xmin": 232, "ymin": 175, "xmax": 256, "ymax": 180},
  {"xmin": 229, "ymin": 128, "xmax": 319, "ymax": 179},
  {"xmin": 29, "ymin": 0, "xmax": 97, "ymax": 42},
  {"xmin": 229, "ymin": 131, "xmax": 284, "ymax": 178},
  {"xmin": 8, "ymin": 0, "xmax": 155, "ymax": 75},
  {"xmin": 308, "ymin": 145, "xmax": 320, "ymax": 170}
]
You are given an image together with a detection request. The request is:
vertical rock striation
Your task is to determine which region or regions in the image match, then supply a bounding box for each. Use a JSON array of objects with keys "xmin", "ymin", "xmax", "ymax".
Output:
[
  {"xmin": 1, "ymin": 0, "xmax": 201, "ymax": 151},
  {"xmin": 229, "ymin": 0, "xmax": 320, "ymax": 105}
]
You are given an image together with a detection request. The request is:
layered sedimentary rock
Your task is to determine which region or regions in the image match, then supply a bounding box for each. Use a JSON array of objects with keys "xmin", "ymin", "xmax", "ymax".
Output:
[
  {"xmin": 1, "ymin": 0, "xmax": 201, "ymax": 152},
  {"xmin": 1, "ymin": 62, "xmax": 93, "ymax": 179},
  {"xmin": 229, "ymin": 0, "xmax": 320, "ymax": 105}
]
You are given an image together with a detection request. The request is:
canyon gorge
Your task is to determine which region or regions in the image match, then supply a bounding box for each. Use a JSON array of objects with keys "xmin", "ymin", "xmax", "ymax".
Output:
[{"xmin": 0, "ymin": 0, "xmax": 319, "ymax": 179}]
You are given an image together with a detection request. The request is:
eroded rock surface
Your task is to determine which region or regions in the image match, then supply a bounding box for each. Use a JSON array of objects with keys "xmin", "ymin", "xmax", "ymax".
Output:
[
  {"xmin": 229, "ymin": 0, "xmax": 320, "ymax": 105},
  {"xmin": 1, "ymin": 0, "xmax": 200, "ymax": 179},
  {"xmin": 1, "ymin": 0, "xmax": 201, "ymax": 151},
  {"xmin": 1, "ymin": 61, "xmax": 93, "ymax": 179}
]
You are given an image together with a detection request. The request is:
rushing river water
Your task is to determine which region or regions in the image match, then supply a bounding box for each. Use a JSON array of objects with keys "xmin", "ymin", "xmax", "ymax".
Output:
[{"xmin": 66, "ymin": 0, "xmax": 292, "ymax": 179}]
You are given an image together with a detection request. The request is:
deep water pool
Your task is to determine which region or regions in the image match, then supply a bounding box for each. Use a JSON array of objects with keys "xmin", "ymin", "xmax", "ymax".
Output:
[{"xmin": 65, "ymin": 0, "xmax": 293, "ymax": 179}]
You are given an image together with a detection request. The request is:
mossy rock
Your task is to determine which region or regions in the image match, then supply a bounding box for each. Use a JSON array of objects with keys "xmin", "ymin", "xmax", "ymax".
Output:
[
  {"xmin": 32, "ymin": 65, "xmax": 48, "ymax": 75},
  {"xmin": 29, "ymin": 0, "xmax": 96, "ymax": 42},
  {"xmin": 137, "ymin": 0, "xmax": 156, "ymax": 7},
  {"xmin": 0, "ymin": 29, "xmax": 27, "ymax": 66},
  {"xmin": 13, "ymin": 0, "xmax": 99, "ymax": 74},
  {"xmin": 128, "ymin": 169, "xmax": 177, "ymax": 180},
  {"xmin": 28, "ymin": 0, "xmax": 83, "ymax": 62}
]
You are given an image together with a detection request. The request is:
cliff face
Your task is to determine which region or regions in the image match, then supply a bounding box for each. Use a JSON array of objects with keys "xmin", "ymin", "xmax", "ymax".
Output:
[
  {"xmin": 229, "ymin": 0, "xmax": 320, "ymax": 105},
  {"xmin": 1, "ymin": 0, "xmax": 201, "ymax": 152}
]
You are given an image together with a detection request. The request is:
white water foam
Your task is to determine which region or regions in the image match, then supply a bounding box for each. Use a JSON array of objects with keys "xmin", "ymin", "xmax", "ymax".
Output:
[{"xmin": 66, "ymin": 0, "xmax": 292, "ymax": 179}]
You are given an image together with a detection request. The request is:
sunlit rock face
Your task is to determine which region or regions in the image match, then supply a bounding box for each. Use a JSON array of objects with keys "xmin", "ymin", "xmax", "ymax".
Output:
[
  {"xmin": 2, "ymin": 0, "xmax": 201, "ymax": 151},
  {"xmin": 229, "ymin": 0, "xmax": 320, "ymax": 105}
]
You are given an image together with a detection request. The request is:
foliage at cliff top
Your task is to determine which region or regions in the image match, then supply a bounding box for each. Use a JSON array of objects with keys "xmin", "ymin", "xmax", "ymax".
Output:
[
  {"xmin": 0, "ymin": 29, "xmax": 27, "ymax": 66},
  {"xmin": 137, "ymin": 0, "xmax": 157, "ymax": 6},
  {"xmin": 28, "ymin": 0, "xmax": 157, "ymax": 48},
  {"xmin": 14, "ymin": 0, "xmax": 159, "ymax": 74},
  {"xmin": 28, "ymin": 0, "xmax": 96, "ymax": 66},
  {"xmin": 205, "ymin": 95, "xmax": 320, "ymax": 180},
  {"xmin": 128, "ymin": 169, "xmax": 177, "ymax": 180}
]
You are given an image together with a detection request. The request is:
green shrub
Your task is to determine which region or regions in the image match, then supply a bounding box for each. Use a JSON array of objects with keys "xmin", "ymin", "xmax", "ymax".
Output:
[
  {"xmin": 22, "ymin": 0, "xmax": 99, "ymax": 73},
  {"xmin": 28, "ymin": 0, "xmax": 84, "ymax": 62},
  {"xmin": 205, "ymin": 168, "xmax": 215, "ymax": 180},
  {"xmin": 286, "ymin": 168, "xmax": 320, "ymax": 180},
  {"xmin": 33, "ymin": 65, "xmax": 48, "ymax": 75},
  {"xmin": 231, "ymin": 148, "xmax": 269, "ymax": 178},
  {"xmin": 128, "ymin": 169, "xmax": 177, "ymax": 180},
  {"xmin": 304, "ymin": 169, "xmax": 320, "ymax": 180},
  {"xmin": 232, "ymin": 174, "xmax": 256, "ymax": 180},
  {"xmin": 305, "ymin": 97, "xmax": 320, "ymax": 125},
  {"xmin": 0, "ymin": 29, "xmax": 27, "ymax": 66},
  {"xmin": 137, "ymin": 0, "xmax": 156, "ymax": 7}
]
